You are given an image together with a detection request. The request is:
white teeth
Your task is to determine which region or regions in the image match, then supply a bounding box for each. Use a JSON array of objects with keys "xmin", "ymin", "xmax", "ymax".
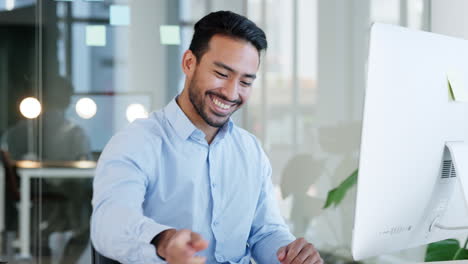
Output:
[{"xmin": 213, "ymin": 97, "xmax": 230, "ymax": 110}]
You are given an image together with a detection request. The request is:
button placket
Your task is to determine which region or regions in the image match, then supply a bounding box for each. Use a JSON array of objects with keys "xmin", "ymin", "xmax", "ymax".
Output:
[{"xmin": 208, "ymin": 145, "xmax": 221, "ymax": 238}]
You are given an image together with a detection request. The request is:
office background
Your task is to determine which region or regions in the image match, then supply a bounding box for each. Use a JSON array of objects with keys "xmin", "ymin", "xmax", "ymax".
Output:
[{"xmin": 0, "ymin": 0, "xmax": 466, "ymax": 263}]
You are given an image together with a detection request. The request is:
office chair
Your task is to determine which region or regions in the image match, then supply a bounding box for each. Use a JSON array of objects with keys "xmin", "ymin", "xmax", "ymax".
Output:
[
  {"xmin": 0, "ymin": 150, "xmax": 68, "ymax": 257},
  {"xmin": 92, "ymin": 244, "xmax": 121, "ymax": 264}
]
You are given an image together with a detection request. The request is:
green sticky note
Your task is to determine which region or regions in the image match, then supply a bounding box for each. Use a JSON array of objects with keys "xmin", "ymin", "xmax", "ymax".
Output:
[
  {"xmin": 86, "ymin": 25, "xmax": 106, "ymax": 47},
  {"xmin": 160, "ymin": 25, "xmax": 181, "ymax": 45},
  {"xmin": 447, "ymin": 70, "xmax": 468, "ymax": 102}
]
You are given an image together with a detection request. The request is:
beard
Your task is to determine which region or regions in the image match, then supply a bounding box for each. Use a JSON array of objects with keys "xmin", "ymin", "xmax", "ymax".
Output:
[{"xmin": 188, "ymin": 75, "xmax": 241, "ymax": 128}]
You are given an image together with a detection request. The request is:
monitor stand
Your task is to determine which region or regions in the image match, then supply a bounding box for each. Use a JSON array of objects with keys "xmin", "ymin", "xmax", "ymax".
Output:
[
  {"xmin": 427, "ymin": 141, "xmax": 468, "ymax": 233},
  {"xmin": 445, "ymin": 141, "xmax": 468, "ymax": 209},
  {"xmin": 419, "ymin": 142, "xmax": 468, "ymax": 240}
]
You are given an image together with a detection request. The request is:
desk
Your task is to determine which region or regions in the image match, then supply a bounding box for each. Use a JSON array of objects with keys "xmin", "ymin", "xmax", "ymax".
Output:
[{"xmin": 16, "ymin": 160, "xmax": 96, "ymax": 258}]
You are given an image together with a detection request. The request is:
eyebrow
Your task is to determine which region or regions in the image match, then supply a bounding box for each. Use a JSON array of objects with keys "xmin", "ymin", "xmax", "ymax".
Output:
[{"xmin": 213, "ymin": 61, "xmax": 257, "ymax": 79}]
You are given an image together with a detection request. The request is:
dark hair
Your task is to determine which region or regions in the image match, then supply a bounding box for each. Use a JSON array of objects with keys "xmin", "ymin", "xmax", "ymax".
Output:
[
  {"xmin": 189, "ymin": 11, "xmax": 267, "ymax": 62},
  {"xmin": 42, "ymin": 76, "xmax": 74, "ymax": 110}
]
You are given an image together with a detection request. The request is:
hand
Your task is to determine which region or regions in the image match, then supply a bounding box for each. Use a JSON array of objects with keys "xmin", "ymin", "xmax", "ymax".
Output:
[
  {"xmin": 277, "ymin": 238, "xmax": 323, "ymax": 264},
  {"xmin": 154, "ymin": 229, "xmax": 209, "ymax": 264}
]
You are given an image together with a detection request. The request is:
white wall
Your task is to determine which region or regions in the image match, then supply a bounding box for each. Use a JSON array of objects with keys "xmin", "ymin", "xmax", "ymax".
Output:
[
  {"xmin": 129, "ymin": 0, "xmax": 168, "ymax": 111},
  {"xmin": 431, "ymin": 0, "xmax": 468, "ymax": 40}
]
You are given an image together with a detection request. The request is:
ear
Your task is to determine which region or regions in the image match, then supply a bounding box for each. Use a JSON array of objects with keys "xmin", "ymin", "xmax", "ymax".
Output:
[{"xmin": 182, "ymin": 50, "xmax": 197, "ymax": 78}]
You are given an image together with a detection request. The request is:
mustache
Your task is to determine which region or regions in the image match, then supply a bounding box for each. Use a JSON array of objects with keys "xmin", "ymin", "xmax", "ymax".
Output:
[{"xmin": 206, "ymin": 91, "xmax": 242, "ymax": 105}]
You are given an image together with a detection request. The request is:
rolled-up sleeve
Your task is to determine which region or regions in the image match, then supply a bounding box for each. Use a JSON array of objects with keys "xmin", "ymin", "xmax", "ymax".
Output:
[
  {"xmin": 248, "ymin": 150, "xmax": 296, "ymax": 264},
  {"xmin": 91, "ymin": 124, "xmax": 172, "ymax": 264}
]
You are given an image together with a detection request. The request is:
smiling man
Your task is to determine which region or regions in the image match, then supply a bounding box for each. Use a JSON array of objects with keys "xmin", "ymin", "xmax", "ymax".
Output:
[{"xmin": 91, "ymin": 11, "xmax": 323, "ymax": 264}]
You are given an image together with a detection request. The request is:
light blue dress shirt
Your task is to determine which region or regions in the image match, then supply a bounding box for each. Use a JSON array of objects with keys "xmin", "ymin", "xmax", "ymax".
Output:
[{"xmin": 91, "ymin": 98, "xmax": 295, "ymax": 264}]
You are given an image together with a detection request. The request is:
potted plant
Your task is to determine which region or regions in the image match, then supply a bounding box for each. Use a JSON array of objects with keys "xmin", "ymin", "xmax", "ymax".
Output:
[{"xmin": 324, "ymin": 169, "xmax": 468, "ymax": 262}]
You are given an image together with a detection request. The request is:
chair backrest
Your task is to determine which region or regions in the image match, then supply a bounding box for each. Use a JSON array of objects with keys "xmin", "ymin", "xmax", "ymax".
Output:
[
  {"xmin": 0, "ymin": 150, "xmax": 20, "ymax": 233},
  {"xmin": 92, "ymin": 244, "xmax": 121, "ymax": 264},
  {"xmin": 0, "ymin": 150, "xmax": 20, "ymax": 201}
]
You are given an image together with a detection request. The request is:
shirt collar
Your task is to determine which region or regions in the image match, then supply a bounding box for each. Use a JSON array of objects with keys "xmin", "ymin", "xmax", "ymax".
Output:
[{"xmin": 164, "ymin": 96, "xmax": 234, "ymax": 142}]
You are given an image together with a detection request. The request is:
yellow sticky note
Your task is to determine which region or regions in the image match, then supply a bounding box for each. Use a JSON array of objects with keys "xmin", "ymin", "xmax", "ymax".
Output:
[
  {"xmin": 447, "ymin": 70, "xmax": 468, "ymax": 102},
  {"xmin": 160, "ymin": 25, "xmax": 181, "ymax": 45}
]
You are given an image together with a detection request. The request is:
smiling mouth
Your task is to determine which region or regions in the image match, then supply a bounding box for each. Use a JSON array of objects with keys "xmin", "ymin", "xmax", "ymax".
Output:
[
  {"xmin": 209, "ymin": 94, "xmax": 238, "ymax": 111},
  {"xmin": 212, "ymin": 97, "xmax": 231, "ymax": 109}
]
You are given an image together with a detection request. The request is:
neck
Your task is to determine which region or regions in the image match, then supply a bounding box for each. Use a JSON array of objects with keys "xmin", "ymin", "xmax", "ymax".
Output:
[{"xmin": 177, "ymin": 90, "xmax": 219, "ymax": 144}]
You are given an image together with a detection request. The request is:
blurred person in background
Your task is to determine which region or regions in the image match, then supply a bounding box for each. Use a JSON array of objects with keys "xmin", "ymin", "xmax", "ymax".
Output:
[{"xmin": 1, "ymin": 76, "xmax": 92, "ymax": 263}]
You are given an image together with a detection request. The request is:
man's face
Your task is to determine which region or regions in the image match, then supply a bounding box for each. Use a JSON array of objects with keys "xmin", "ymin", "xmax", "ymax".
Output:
[{"xmin": 187, "ymin": 35, "xmax": 259, "ymax": 128}]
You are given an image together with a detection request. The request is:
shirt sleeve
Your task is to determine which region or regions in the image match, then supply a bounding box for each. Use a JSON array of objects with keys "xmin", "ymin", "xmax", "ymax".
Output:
[
  {"xmin": 248, "ymin": 149, "xmax": 296, "ymax": 264},
  {"xmin": 91, "ymin": 124, "xmax": 172, "ymax": 264}
]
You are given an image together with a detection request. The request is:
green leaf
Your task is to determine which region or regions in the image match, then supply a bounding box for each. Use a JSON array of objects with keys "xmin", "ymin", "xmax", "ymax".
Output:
[
  {"xmin": 425, "ymin": 239, "xmax": 468, "ymax": 262},
  {"xmin": 454, "ymin": 248, "xmax": 468, "ymax": 260},
  {"xmin": 453, "ymin": 238, "xmax": 468, "ymax": 260},
  {"xmin": 323, "ymin": 169, "xmax": 358, "ymax": 209}
]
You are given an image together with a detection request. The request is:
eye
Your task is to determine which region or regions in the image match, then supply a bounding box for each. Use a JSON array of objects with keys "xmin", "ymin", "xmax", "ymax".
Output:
[
  {"xmin": 215, "ymin": 71, "xmax": 228, "ymax": 78},
  {"xmin": 240, "ymin": 81, "xmax": 252, "ymax": 87}
]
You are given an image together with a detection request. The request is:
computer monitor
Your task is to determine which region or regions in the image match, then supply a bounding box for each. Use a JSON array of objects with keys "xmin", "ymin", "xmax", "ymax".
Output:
[{"xmin": 352, "ymin": 23, "xmax": 468, "ymax": 260}]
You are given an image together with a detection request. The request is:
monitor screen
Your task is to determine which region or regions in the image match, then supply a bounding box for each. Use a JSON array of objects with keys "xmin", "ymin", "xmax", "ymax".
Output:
[{"xmin": 352, "ymin": 23, "xmax": 468, "ymax": 260}]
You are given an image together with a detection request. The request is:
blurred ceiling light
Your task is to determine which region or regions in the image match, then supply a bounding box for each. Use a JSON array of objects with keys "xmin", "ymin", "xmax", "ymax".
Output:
[
  {"xmin": 20, "ymin": 97, "xmax": 41, "ymax": 119},
  {"xmin": 6, "ymin": 0, "xmax": 15, "ymax": 11},
  {"xmin": 126, "ymin": 104, "xmax": 148, "ymax": 123},
  {"xmin": 76, "ymin": 97, "xmax": 97, "ymax": 119}
]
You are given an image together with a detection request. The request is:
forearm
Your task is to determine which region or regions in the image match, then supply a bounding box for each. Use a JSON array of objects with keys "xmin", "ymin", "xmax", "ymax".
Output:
[
  {"xmin": 91, "ymin": 200, "xmax": 172, "ymax": 263},
  {"xmin": 250, "ymin": 228, "xmax": 295, "ymax": 264}
]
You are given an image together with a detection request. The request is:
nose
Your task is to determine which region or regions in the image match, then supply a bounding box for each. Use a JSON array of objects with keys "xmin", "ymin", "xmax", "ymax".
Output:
[{"xmin": 223, "ymin": 79, "xmax": 239, "ymax": 102}]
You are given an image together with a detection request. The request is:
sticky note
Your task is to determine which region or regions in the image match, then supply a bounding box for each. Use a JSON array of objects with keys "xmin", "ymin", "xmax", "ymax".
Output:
[
  {"xmin": 448, "ymin": 80, "xmax": 455, "ymax": 101},
  {"xmin": 110, "ymin": 5, "xmax": 130, "ymax": 26},
  {"xmin": 447, "ymin": 70, "xmax": 468, "ymax": 102},
  {"xmin": 86, "ymin": 25, "xmax": 106, "ymax": 47},
  {"xmin": 160, "ymin": 25, "xmax": 181, "ymax": 45}
]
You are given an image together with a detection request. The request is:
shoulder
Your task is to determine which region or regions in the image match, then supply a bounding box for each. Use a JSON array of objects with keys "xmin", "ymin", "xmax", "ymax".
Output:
[
  {"xmin": 230, "ymin": 124, "xmax": 269, "ymax": 167},
  {"xmin": 231, "ymin": 125, "xmax": 262, "ymax": 150},
  {"xmin": 100, "ymin": 111, "xmax": 165, "ymax": 160}
]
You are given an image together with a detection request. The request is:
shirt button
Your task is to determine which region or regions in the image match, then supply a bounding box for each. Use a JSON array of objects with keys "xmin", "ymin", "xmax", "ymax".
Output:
[
  {"xmin": 212, "ymin": 183, "xmax": 216, "ymax": 188},
  {"xmin": 213, "ymin": 221, "xmax": 218, "ymax": 226},
  {"xmin": 215, "ymin": 254, "xmax": 224, "ymax": 262}
]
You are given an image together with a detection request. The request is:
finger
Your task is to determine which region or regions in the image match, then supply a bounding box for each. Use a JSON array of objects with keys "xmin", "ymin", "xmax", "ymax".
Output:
[
  {"xmin": 171, "ymin": 230, "xmax": 196, "ymax": 257},
  {"xmin": 277, "ymin": 246, "xmax": 287, "ymax": 261},
  {"xmin": 290, "ymin": 244, "xmax": 313, "ymax": 264},
  {"xmin": 173, "ymin": 229, "xmax": 192, "ymax": 245},
  {"xmin": 188, "ymin": 255, "xmax": 207, "ymax": 264},
  {"xmin": 189, "ymin": 232, "xmax": 209, "ymax": 251},
  {"xmin": 304, "ymin": 253, "xmax": 321, "ymax": 264},
  {"xmin": 313, "ymin": 257, "xmax": 323, "ymax": 264},
  {"xmin": 283, "ymin": 238, "xmax": 308, "ymax": 264},
  {"xmin": 171, "ymin": 243, "xmax": 195, "ymax": 258},
  {"xmin": 304, "ymin": 251, "xmax": 321, "ymax": 264}
]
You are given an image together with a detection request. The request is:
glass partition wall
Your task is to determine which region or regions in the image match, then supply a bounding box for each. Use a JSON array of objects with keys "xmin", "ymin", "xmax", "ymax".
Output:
[
  {"xmin": 0, "ymin": 0, "xmax": 434, "ymax": 263},
  {"xmin": 0, "ymin": 1, "xmax": 188, "ymax": 263}
]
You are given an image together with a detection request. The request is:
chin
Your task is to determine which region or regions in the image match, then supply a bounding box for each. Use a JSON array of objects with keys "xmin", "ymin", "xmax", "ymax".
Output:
[{"xmin": 205, "ymin": 115, "xmax": 230, "ymax": 128}]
